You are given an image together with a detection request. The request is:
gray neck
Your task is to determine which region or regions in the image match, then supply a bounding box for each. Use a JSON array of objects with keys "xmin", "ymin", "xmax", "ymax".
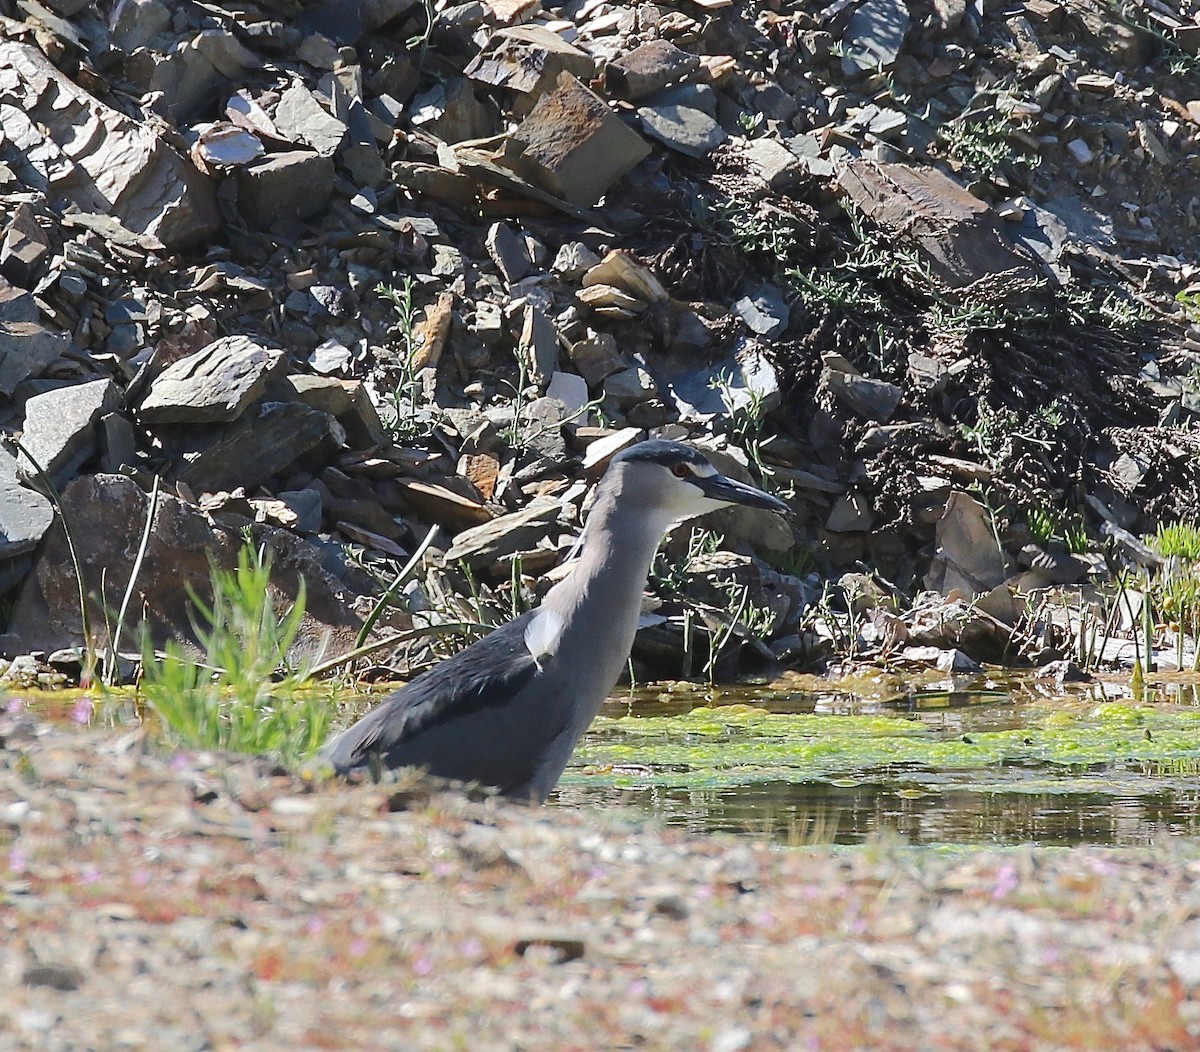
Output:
[{"xmin": 542, "ymin": 470, "xmax": 674, "ymax": 726}]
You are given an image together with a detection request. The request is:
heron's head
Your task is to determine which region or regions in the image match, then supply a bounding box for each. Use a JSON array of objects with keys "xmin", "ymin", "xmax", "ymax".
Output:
[{"xmin": 609, "ymin": 440, "xmax": 791, "ymax": 524}]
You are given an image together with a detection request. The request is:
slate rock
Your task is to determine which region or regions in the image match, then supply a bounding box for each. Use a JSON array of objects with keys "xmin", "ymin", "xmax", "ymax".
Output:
[
  {"xmin": 137, "ymin": 336, "xmax": 286, "ymax": 425},
  {"xmin": 662, "ymin": 342, "xmax": 780, "ymax": 421},
  {"xmin": 546, "ymin": 371, "xmax": 589, "ymax": 416},
  {"xmin": 603, "ymin": 365, "xmax": 658, "ymax": 408},
  {"xmin": 699, "ymin": 447, "xmax": 794, "ymax": 554},
  {"xmin": 418, "ymin": 77, "xmax": 497, "ymax": 144},
  {"xmin": 606, "ymin": 40, "xmax": 701, "ymax": 101},
  {"xmin": 518, "ymin": 397, "xmax": 569, "ymax": 460},
  {"xmin": 842, "ymin": 0, "xmax": 911, "ymax": 73},
  {"xmin": 0, "ymin": 447, "xmax": 53, "ymax": 560},
  {"xmin": 637, "ymin": 103, "xmax": 727, "ymax": 158},
  {"xmin": 0, "ymin": 282, "xmax": 40, "ymax": 324},
  {"xmin": 235, "ymin": 151, "xmax": 335, "ymax": 228},
  {"xmin": 517, "ymin": 302, "xmax": 559, "ymax": 386},
  {"xmin": 0, "ymin": 41, "xmax": 219, "ymax": 249},
  {"xmin": 509, "ymin": 73, "xmax": 651, "ymax": 207},
  {"xmin": 177, "ymin": 402, "xmax": 339, "ymax": 493},
  {"xmin": 100, "ymin": 412, "xmax": 137, "ymax": 473},
  {"xmin": 110, "ymin": 0, "xmax": 172, "ymax": 52},
  {"xmin": 18, "ymin": 379, "xmax": 119, "ymax": 488},
  {"xmin": 0, "ymin": 321, "xmax": 71, "ymax": 397},
  {"xmin": 442, "ymin": 496, "xmax": 561, "ymax": 568},
  {"xmin": 744, "ymin": 137, "xmax": 802, "ymax": 189},
  {"xmin": 465, "ymin": 25, "xmax": 595, "ymax": 100},
  {"xmin": 733, "ymin": 284, "xmax": 789, "ymax": 339},
  {"xmin": 568, "ymin": 331, "xmax": 626, "ymax": 387},
  {"xmin": 825, "ymin": 369, "xmax": 903, "ymax": 422},
  {"xmin": 0, "ymin": 202, "xmax": 51, "ymax": 288},
  {"xmin": 274, "ymin": 80, "xmax": 348, "ymax": 157},
  {"xmin": 5, "ymin": 473, "xmax": 362, "ymax": 656},
  {"xmin": 485, "ymin": 222, "xmax": 533, "ymax": 284},
  {"xmin": 925, "ymin": 491, "xmax": 1009, "ymax": 595},
  {"xmin": 826, "ymin": 490, "xmax": 876, "ymax": 532},
  {"xmin": 552, "ymin": 241, "xmax": 600, "ymax": 279},
  {"xmin": 837, "ymin": 160, "xmax": 1041, "ymax": 291}
]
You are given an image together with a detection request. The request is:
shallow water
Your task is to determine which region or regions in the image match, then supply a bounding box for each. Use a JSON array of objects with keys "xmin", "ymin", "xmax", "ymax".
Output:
[
  {"xmin": 11, "ymin": 675, "xmax": 1200, "ymax": 848},
  {"xmin": 553, "ymin": 675, "xmax": 1200, "ymax": 848}
]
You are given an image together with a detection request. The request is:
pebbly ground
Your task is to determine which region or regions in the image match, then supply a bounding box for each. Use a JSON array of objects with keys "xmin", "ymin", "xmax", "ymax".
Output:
[{"xmin": 2, "ymin": 713, "xmax": 1200, "ymax": 1051}]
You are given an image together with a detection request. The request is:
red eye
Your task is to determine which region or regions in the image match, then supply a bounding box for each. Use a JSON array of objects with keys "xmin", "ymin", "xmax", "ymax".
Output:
[{"xmin": 671, "ymin": 463, "xmax": 689, "ymax": 478}]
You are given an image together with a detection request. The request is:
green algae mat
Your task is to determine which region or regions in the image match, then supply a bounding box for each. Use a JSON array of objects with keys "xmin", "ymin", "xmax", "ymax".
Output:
[{"xmin": 558, "ymin": 686, "xmax": 1200, "ymax": 847}]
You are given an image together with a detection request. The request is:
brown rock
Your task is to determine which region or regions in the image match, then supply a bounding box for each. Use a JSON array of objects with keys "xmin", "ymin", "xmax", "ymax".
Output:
[
  {"xmin": 235, "ymin": 151, "xmax": 335, "ymax": 228},
  {"xmin": 508, "ymin": 73, "xmax": 650, "ymax": 206},
  {"xmin": 836, "ymin": 160, "xmax": 1041, "ymax": 292},
  {"xmin": 5, "ymin": 473, "xmax": 362, "ymax": 656},
  {"xmin": 395, "ymin": 479, "xmax": 493, "ymax": 528},
  {"xmin": 465, "ymin": 25, "xmax": 594, "ymax": 100},
  {"xmin": 605, "ymin": 40, "xmax": 700, "ymax": 101},
  {"xmin": 411, "ymin": 292, "xmax": 455, "ymax": 371}
]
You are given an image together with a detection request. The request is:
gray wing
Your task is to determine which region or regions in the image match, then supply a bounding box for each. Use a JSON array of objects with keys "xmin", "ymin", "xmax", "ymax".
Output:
[{"xmin": 321, "ymin": 613, "xmax": 563, "ymax": 794}]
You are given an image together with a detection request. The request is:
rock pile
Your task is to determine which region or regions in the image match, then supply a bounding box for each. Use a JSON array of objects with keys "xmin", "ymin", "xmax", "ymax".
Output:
[{"xmin": 1, "ymin": 0, "xmax": 1199, "ymax": 681}]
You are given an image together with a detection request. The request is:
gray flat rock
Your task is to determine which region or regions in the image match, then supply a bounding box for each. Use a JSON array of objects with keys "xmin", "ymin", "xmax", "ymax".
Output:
[
  {"xmin": 824, "ymin": 368, "xmax": 903, "ymax": 422},
  {"xmin": 443, "ymin": 496, "xmax": 562, "ymax": 568},
  {"xmin": 744, "ymin": 137, "xmax": 802, "ymax": 189},
  {"xmin": 0, "ymin": 447, "xmax": 53, "ymax": 560},
  {"xmin": 637, "ymin": 103, "xmax": 727, "ymax": 158},
  {"xmin": 925, "ymin": 490, "xmax": 1009, "ymax": 595},
  {"xmin": 273, "ymin": 80, "xmax": 348, "ymax": 157},
  {"xmin": 733, "ymin": 284, "xmax": 789, "ymax": 339},
  {"xmin": 138, "ymin": 335, "xmax": 286, "ymax": 425},
  {"xmin": 842, "ymin": 0, "xmax": 911, "ymax": 73},
  {"xmin": 235, "ymin": 151, "xmax": 335, "ymax": 228},
  {"xmin": 606, "ymin": 40, "xmax": 700, "ymax": 101},
  {"xmin": 19, "ymin": 378, "xmax": 119, "ymax": 487},
  {"xmin": 0, "ymin": 321, "xmax": 71, "ymax": 397},
  {"xmin": 177, "ymin": 402, "xmax": 338, "ymax": 493}
]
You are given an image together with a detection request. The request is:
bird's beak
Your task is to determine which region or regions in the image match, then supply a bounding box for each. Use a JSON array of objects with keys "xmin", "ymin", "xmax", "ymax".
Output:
[{"xmin": 693, "ymin": 472, "xmax": 792, "ymax": 515}]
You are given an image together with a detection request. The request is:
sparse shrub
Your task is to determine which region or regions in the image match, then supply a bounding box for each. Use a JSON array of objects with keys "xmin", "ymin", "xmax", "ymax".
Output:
[{"xmin": 140, "ymin": 541, "xmax": 330, "ymax": 766}]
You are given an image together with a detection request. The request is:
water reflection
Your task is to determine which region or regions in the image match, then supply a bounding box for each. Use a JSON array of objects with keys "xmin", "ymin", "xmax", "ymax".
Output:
[
  {"xmin": 555, "ymin": 780, "xmax": 1200, "ymax": 847},
  {"xmin": 557, "ymin": 677, "xmax": 1200, "ymax": 848}
]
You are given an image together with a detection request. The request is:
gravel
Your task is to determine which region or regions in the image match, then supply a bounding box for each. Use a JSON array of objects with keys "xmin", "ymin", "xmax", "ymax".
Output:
[{"xmin": 3, "ymin": 713, "xmax": 1200, "ymax": 1050}]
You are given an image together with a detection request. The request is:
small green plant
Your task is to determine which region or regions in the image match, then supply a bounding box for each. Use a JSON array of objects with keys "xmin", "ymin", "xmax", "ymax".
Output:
[
  {"xmin": 696, "ymin": 580, "xmax": 776, "ymax": 686},
  {"xmin": 1178, "ymin": 287, "xmax": 1200, "ymax": 324},
  {"xmin": 651, "ymin": 527, "xmax": 723, "ymax": 597},
  {"xmin": 691, "ymin": 193, "xmax": 810, "ymax": 269},
  {"xmin": 1152, "ymin": 522, "xmax": 1200, "ymax": 562},
  {"xmin": 376, "ymin": 279, "xmax": 437, "ymax": 445},
  {"xmin": 708, "ymin": 369, "xmax": 776, "ymax": 476},
  {"xmin": 1027, "ymin": 504, "xmax": 1090, "ymax": 555},
  {"xmin": 1108, "ymin": 0, "xmax": 1200, "ymax": 78},
  {"xmin": 1146, "ymin": 523, "xmax": 1200, "ymax": 672},
  {"xmin": 140, "ymin": 541, "xmax": 329, "ymax": 767},
  {"xmin": 500, "ymin": 343, "xmax": 532, "ymax": 449},
  {"xmin": 1062, "ymin": 285, "xmax": 1151, "ymax": 329},
  {"xmin": 1155, "ymin": 571, "xmax": 1200, "ymax": 673},
  {"xmin": 938, "ymin": 95, "xmax": 1038, "ymax": 181},
  {"xmin": 738, "ymin": 110, "xmax": 765, "ymax": 137},
  {"xmin": 406, "ymin": 0, "xmax": 438, "ymax": 71}
]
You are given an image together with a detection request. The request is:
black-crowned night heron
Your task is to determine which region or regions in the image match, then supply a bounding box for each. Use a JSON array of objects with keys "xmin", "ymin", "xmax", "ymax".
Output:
[{"xmin": 322, "ymin": 440, "xmax": 791, "ymax": 802}]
